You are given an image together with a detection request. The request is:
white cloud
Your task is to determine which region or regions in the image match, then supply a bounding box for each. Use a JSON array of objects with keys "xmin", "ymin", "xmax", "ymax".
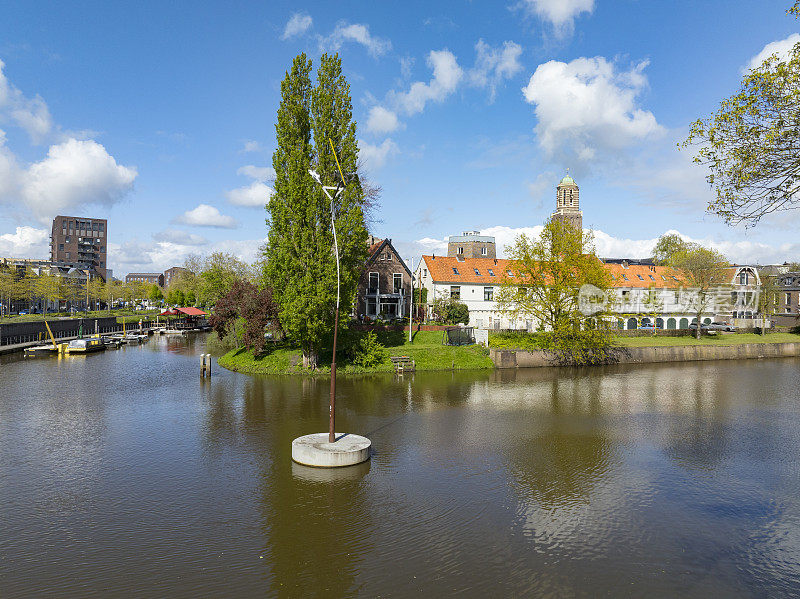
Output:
[
  {"xmin": 522, "ymin": 56, "xmax": 663, "ymax": 167},
  {"xmin": 366, "ymin": 106, "xmax": 401, "ymax": 134},
  {"xmin": 743, "ymin": 33, "xmax": 800, "ymax": 73},
  {"xmin": 282, "ymin": 12, "xmax": 313, "ymax": 40},
  {"xmin": 151, "ymin": 229, "xmax": 208, "ymax": 246},
  {"xmin": 468, "ymin": 40, "xmax": 524, "ymax": 102},
  {"xmin": 236, "ymin": 165, "xmax": 274, "ymax": 181},
  {"xmin": 0, "ymin": 59, "xmax": 54, "ymax": 143},
  {"xmin": 0, "ymin": 225, "xmax": 49, "ymax": 258},
  {"xmin": 20, "ymin": 138, "xmax": 136, "ymax": 223},
  {"xmin": 517, "ymin": 0, "xmax": 594, "ymax": 31},
  {"xmin": 173, "ymin": 204, "xmax": 237, "ymax": 228},
  {"xmin": 240, "ymin": 140, "xmax": 263, "ymax": 153},
  {"xmin": 358, "ymin": 138, "xmax": 399, "ymax": 171},
  {"xmin": 392, "ymin": 49, "xmax": 463, "ymax": 115},
  {"xmin": 226, "ymin": 180, "xmax": 273, "ymax": 207},
  {"xmin": 320, "ymin": 22, "xmax": 391, "ymax": 58}
]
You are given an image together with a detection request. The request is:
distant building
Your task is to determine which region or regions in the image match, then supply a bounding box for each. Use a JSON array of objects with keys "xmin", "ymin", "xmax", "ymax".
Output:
[
  {"xmin": 356, "ymin": 238, "xmax": 412, "ymax": 320},
  {"xmin": 50, "ymin": 215, "xmax": 108, "ymax": 280},
  {"xmin": 126, "ymin": 272, "xmax": 164, "ymax": 286},
  {"xmin": 163, "ymin": 266, "xmax": 189, "ymax": 287},
  {"xmin": 775, "ymin": 271, "xmax": 800, "ymax": 325},
  {"xmin": 551, "ymin": 172, "xmax": 583, "ymax": 231},
  {"xmin": 447, "ymin": 231, "xmax": 496, "ymax": 259}
]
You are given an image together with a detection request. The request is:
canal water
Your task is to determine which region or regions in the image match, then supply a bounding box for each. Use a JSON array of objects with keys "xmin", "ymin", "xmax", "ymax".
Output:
[{"xmin": 1, "ymin": 335, "xmax": 800, "ymax": 597}]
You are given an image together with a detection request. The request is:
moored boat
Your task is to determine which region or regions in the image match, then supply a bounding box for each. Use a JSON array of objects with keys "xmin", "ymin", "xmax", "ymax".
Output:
[{"xmin": 66, "ymin": 338, "xmax": 106, "ymax": 354}]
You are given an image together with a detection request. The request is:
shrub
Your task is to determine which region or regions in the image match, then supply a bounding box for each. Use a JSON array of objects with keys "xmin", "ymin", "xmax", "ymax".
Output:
[{"xmin": 350, "ymin": 331, "xmax": 386, "ymax": 368}]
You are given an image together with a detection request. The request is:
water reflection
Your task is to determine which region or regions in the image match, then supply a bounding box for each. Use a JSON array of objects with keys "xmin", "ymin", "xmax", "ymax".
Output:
[{"xmin": 2, "ymin": 336, "xmax": 800, "ymax": 596}]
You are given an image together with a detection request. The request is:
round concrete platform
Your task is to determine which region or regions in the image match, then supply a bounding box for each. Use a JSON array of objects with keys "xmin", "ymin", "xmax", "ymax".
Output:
[{"xmin": 291, "ymin": 433, "xmax": 371, "ymax": 468}]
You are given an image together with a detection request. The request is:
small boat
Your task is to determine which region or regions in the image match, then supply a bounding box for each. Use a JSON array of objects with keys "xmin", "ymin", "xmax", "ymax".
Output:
[
  {"xmin": 102, "ymin": 337, "xmax": 123, "ymax": 348},
  {"xmin": 66, "ymin": 338, "xmax": 106, "ymax": 354},
  {"xmin": 24, "ymin": 344, "xmax": 60, "ymax": 356}
]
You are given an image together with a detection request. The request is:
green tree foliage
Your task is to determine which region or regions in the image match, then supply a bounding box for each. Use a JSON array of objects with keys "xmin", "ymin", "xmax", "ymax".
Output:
[
  {"xmin": 495, "ymin": 219, "xmax": 615, "ymax": 365},
  {"xmin": 265, "ymin": 53, "xmax": 369, "ymax": 369},
  {"xmin": 431, "ymin": 293, "xmax": 470, "ymax": 325},
  {"xmin": 757, "ymin": 273, "xmax": 779, "ymax": 334},
  {"xmin": 348, "ymin": 331, "xmax": 386, "ymax": 368},
  {"xmin": 209, "ymin": 279, "xmax": 280, "ymax": 354},
  {"xmin": 197, "ymin": 252, "xmax": 249, "ymax": 306},
  {"xmin": 683, "ymin": 5, "xmax": 800, "ymax": 225},
  {"xmin": 148, "ymin": 284, "xmax": 163, "ymax": 303},
  {"xmin": 666, "ymin": 244, "xmax": 731, "ymax": 339},
  {"xmin": 652, "ymin": 233, "xmax": 689, "ymax": 265}
]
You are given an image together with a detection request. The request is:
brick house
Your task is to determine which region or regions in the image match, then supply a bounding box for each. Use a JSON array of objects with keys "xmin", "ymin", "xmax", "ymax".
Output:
[{"xmin": 355, "ymin": 238, "xmax": 412, "ymax": 321}]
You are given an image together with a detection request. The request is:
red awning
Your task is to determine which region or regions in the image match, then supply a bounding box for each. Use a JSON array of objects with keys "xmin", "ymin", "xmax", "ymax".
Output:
[{"xmin": 176, "ymin": 307, "xmax": 207, "ymax": 316}]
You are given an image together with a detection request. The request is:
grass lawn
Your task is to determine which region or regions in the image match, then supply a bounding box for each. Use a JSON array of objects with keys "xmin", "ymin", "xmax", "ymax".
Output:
[{"xmin": 217, "ymin": 329, "xmax": 493, "ymax": 376}]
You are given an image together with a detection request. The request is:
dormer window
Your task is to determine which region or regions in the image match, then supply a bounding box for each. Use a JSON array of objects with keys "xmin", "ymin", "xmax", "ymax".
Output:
[
  {"xmin": 481, "ymin": 247, "xmax": 487, "ymax": 256},
  {"xmin": 507, "ymin": 270, "xmax": 515, "ymax": 277},
  {"xmin": 637, "ymin": 274, "xmax": 644, "ymax": 280},
  {"xmin": 488, "ymin": 269, "xmax": 495, "ymax": 276},
  {"xmin": 622, "ymin": 274, "xmax": 629, "ymax": 281},
  {"xmin": 474, "ymin": 268, "xmax": 481, "ymax": 276},
  {"xmin": 649, "ymin": 275, "xmax": 655, "ymax": 281},
  {"xmin": 458, "ymin": 247, "xmax": 464, "ymax": 255},
  {"xmin": 452, "ymin": 267, "xmax": 459, "ymax": 275}
]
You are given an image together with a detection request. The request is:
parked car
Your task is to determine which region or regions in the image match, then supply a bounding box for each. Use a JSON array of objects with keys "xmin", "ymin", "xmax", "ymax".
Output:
[{"xmin": 689, "ymin": 322, "xmax": 737, "ymax": 332}]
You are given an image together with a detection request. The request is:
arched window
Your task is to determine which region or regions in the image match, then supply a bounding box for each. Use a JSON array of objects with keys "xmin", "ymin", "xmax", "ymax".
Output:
[
  {"xmin": 679, "ymin": 317, "xmax": 689, "ymax": 329},
  {"xmin": 627, "ymin": 317, "xmax": 638, "ymax": 330},
  {"xmin": 667, "ymin": 318, "xmax": 676, "ymax": 329},
  {"xmin": 656, "ymin": 317, "xmax": 664, "ymax": 329},
  {"xmin": 703, "ymin": 317, "xmax": 712, "ymax": 325}
]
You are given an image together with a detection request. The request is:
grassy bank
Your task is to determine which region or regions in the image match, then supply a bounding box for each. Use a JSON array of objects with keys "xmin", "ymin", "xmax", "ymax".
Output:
[
  {"xmin": 489, "ymin": 330, "xmax": 800, "ymax": 350},
  {"xmin": 217, "ymin": 330, "xmax": 493, "ymax": 376}
]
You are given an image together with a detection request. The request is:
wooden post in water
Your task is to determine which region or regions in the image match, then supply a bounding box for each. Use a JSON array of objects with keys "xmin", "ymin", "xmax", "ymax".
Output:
[{"xmin": 201, "ymin": 354, "xmax": 211, "ymax": 378}]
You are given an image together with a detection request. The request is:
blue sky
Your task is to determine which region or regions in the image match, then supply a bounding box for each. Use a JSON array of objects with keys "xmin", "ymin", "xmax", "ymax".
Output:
[{"xmin": 0, "ymin": 0, "xmax": 798, "ymax": 277}]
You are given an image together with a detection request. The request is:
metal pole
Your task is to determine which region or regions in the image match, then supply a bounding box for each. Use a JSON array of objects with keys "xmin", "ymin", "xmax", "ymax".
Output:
[
  {"xmin": 329, "ymin": 192, "xmax": 340, "ymax": 444},
  {"xmin": 409, "ymin": 257, "xmax": 413, "ymax": 343}
]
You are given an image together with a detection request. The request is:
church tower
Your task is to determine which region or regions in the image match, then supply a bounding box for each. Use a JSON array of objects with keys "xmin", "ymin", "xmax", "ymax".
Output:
[{"xmin": 551, "ymin": 171, "xmax": 583, "ymax": 231}]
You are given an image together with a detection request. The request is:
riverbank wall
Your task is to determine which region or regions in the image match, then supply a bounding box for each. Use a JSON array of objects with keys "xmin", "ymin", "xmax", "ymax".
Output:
[
  {"xmin": 490, "ymin": 342, "xmax": 800, "ymax": 369},
  {"xmin": 0, "ymin": 317, "xmax": 155, "ymax": 349}
]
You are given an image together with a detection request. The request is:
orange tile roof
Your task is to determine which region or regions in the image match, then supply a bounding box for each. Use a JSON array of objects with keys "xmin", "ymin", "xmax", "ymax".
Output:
[
  {"xmin": 421, "ymin": 255, "xmax": 689, "ymax": 288},
  {"xmin": 422, "ymin": 256, "xmax": 521, "ymax": 284},
  {"xmin": 604, "ymin": 263, "xmax": 687, "ymax": 288}
]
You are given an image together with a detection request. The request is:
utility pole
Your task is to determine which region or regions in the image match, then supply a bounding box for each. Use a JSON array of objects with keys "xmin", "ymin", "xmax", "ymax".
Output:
[{"xmin": 409, "ymin": 257, "xmax": 413, "ymax": 343}]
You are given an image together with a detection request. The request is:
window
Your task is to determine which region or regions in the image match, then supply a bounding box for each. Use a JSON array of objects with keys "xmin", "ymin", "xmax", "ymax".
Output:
[
  {"xmin": 474, "ymin": 268, "xmax": 481, "ymax": 276},
  {"xmin": 484, "ymin": 286, "xmax": 493, "ymax": 301},
  {"xmin": 366, "ymin": 298, "xmax": 377, "ymax": 316},
  {"xmin": 610, "ymin": 274, "xmax": 615, "ymax": 280},
  {"xmin": 99, "ymin": 223, "xmax": 104, "ymax": 231},
  {"xmin": 368, "ymin": 272, "xmax": 378, "ymax": 293},
  {"xmin": 393, "ymin": 273, "xmax": 402, "ymax": 293},
  {"xmin": 622, "ymin": 274, "xmax": 629, "ymax": 281},
  {"xmin": 65, "ymin": 236, "xmax": 71, "ymax": 243},
  {"xmin": 672, "ymin": 276, "xmax": 679, "ymax": 282},
  {"xmin": 65, "ymin": 252, "xmax": 70, "ymax": 260},
  {"xmin": 481, "ymin": 246, "xmax": 487, "ymax": 256},
  {"xmin": 423, "ymin": 269, "xmax": 427, "ymax": 277},
  {"xmin": 740, "ymin": 272, "xmax": 747, "ymax": 285},
  {"xmin": 488, "ymin": 269, "xmax": 495, "ymax": 276},
  {"xmin": 507, "ymin": 270, "xmax": 514, "ymax": 277},
  {"xmin": 458, "ymin": 247, "xmax": 464, "ymax": 255},
  {"xmin": 386, "ymin": 253, "xmax": 392, "ymax": 261},
  {"xmin": 787, "ymin": 292, "xmax": 792, "ymax": 304},
  {"xmin": 649, "ymin": 275, "xmax": 655, "ymax": 281},
  {"xmin": 59, "ymin": 244, "xmax": 64, "ymax": 251},
  {"xmin": 450, "ymin": 286, "xmax": 460, "ymax": 300},
  {"xmin": 661, "ymin": 275, "xmax": 667, "ymax": 281},
  {"xmin": 452, "ymin": 267, "xmax": 459, "ymax": 275},
  {"xmin": 637, "ymin": 274, "xmax": 644, "ymax": 280}
]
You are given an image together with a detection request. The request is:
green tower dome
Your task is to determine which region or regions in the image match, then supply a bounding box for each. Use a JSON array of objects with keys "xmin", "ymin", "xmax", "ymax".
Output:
[{"xmin": 559, "ymin": 173, "xmax": 576, "ymax": 186}]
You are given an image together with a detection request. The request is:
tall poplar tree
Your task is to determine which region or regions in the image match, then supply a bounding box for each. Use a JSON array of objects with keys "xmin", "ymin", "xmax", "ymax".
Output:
[{"xmin": 266, "ymin": 53, "xmax": 368, "ymax": 368}]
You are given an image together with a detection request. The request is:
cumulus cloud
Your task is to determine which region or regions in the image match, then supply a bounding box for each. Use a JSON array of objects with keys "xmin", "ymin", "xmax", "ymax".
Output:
[
  {"xmin": 226, "ymin": 180, "xmax": 273, "ymax": 207},
  {"xmin": 517, "ymin": 0, "xmax": 594, "ymax": 31},
  {"xmin": 151, "ymin": 229, "xmax": 208, "ymax": 246},
  {"xmin": 468, "ymin": 40, "xmax": 524, "ymax": 102},
  {"xmin": 392, "ymin": 49, "xmax": 463, "ymax": 115},
  {"xmin": 358, "ymin": 138, "xmax": 399, "ymax": 171},
  {"xmin": 282, "ymin": 12, "xmax": 313, "ymax": 40},
  {"xmin": 173, "ymin": 204, "xmax": 237, "ymax": 228},
  {"xmin": 319, "ymin": 22, "xmax": 391, "ymax": 58},
  {"xmin": 236, "ymin": 165, "xmax": 274, "ymax": 181},
  {"xmin": 522, "ymin": 56, "xmax": 663, "ymax": 167},
  {"xmin": 0, "ymin": 59, "xmax": 54, "ymax": 143},
  {"xmin": 0, "ymin": 135, "xmax": 137, "ymax": 224},
  {"xmin": 0, "ymin": 225, "xmax": 49, "ymax": 258},
  {"xmin": 225, "ymin": 164, "xmax": 274, "ymax": 207},
  {"xmin": 366, "ymin": 106, "xmax": 401, "ymax": 134},
  {"xmin": 240, "ymin": 140, "xmax": 263, "ymax": 153},
  {"xmin": 743, "ymin": 33, "xmax": 800, "ymax": 73}
]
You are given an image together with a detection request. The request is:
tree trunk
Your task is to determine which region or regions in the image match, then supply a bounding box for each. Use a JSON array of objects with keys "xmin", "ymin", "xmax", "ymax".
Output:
[{"xmin": 303, "ymin": 348, "xmax": 318, "ymax": 370}]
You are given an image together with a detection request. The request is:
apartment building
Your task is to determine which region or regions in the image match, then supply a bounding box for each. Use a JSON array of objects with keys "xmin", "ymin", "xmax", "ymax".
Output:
[{"xmin": 50, "ymin": 215, "xmax": 108, "ymax": 280}]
